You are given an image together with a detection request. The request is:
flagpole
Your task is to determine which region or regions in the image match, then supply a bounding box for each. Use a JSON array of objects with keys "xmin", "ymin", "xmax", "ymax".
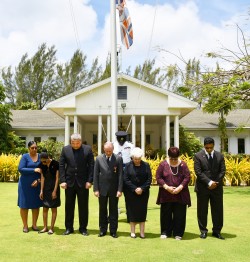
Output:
[{"xmin": 110, "ymin": 0, "xmax": 118, "ymax": 143}]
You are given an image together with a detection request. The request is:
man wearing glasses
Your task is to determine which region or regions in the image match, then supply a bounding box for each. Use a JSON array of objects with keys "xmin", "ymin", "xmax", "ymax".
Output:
[{"xmin": 194, "ymin": 137, "xmax": 226, "ymax": 240}]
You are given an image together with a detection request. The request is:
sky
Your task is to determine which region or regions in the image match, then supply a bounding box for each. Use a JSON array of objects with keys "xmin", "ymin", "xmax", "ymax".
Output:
[{"xmin": 0, "ymin": 0, "xmax": 249, "ymax": 73}]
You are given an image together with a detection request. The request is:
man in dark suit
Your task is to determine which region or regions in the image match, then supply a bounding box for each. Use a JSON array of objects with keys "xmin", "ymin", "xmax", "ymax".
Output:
[
  {"xmin": 59, "ymin": 133, "xmax": 94, "ymax": 236},
  {"xmin": 194, "ymin": 137, "xmax": 226, "ymax": 240},
  {"xmin": 93, "ymin": 141, "xmax": 123, "ymax": 238}
]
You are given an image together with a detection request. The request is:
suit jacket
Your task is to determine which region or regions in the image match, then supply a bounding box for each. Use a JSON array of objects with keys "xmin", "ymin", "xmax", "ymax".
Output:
[
  {"xmin": 59, "ymin": 144, "xmax": 94, "ymax": 188},
  {"xmin": 194, "ymin": 149, "xmax": 225, "ymax": 193},
  {"xmin": 123, "ymin": 160, "xmax": 152, "ymax": 193},
  {"xmin": 93, "ymin": 153, "xmax": 123, "ymax": 196}
]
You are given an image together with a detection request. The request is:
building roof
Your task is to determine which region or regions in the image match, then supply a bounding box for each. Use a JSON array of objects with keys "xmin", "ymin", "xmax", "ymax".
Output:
[
  {"xmin": 45, "ymin": 73, "xmax": 198, "ymax": 119},
  {"xmin": 179, "ymin": 109, "xmax": 250, "ymax": 129},
  {"xmin": 11, "ymin": 110, "xmax": 65, "ymax": 130}
]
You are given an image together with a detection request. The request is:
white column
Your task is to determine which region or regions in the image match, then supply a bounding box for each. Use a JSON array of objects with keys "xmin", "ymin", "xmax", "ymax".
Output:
[
  {"xmin": 132, "ymin": 115, "xmax": 136, "ymax": 145},
  {"xmin": 141, "ymin": 116, "xmax": 145, "ymax": 156},
  {"xmin": 166, "ymin": 116, "xmax": 170, "ymax": 151},
  {"xmin": 65, "ymin": 115, "xmax": 70, "ymax": 145},
  {"xmin": 73, "ymin": 115, "xmax": 78, "ymax": 133},
  {"xmin": 174, "ymin": 115, "xmax": 179, "ymax": 148},
  {"xmin": 98, "ymin": 115, "xmax": 102, "ymax": 155},
  {"xmin": 107, "ymin": 115, "xmax": 111, "ymax": 141}
]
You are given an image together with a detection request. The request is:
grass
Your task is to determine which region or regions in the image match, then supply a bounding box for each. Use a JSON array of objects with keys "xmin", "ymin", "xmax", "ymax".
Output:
[{"xmin": 0, "ymin": 183, "xmax": 250, "ymax": 262}]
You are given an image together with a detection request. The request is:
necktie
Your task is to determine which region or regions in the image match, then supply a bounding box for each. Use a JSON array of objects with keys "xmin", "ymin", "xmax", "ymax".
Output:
[
  {"xmin": 107, "ymin": 157, "xmax": 110, "ymax": 164},
  {"xmin": 208, "ymin": 153, "xmax": 213, "ymax": 167}
]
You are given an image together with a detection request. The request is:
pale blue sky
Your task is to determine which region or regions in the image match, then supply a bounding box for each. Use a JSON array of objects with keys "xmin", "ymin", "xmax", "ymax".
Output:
[{"xmin": 0, "ymin": 0, "xmax": 249, "ymax": 71}]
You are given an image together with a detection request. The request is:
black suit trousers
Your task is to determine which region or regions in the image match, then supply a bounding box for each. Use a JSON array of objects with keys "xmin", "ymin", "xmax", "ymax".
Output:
[
  {"xmin": 196, "ymin": 186, "xmax": 223, "ymax": 233},
  {"xmin": 98, "ymin": 195, "xmax": 119, "ymax": 233},
  {"xmin": 65, "ymin": 183, "xmax": 89, "ymax": 231}
]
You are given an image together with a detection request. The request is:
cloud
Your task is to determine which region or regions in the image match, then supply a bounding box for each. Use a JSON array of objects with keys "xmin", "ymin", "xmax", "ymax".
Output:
[{"xmin": 0, "ymin": 0, "xmax": 248, "ymax": 73}]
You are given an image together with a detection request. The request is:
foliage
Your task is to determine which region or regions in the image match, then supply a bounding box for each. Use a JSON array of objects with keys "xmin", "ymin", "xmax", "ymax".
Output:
[
  {"xmin": 0, "ymin": 154, "xmax": 21, "ymax": 182},
  {"xmin": 37, "ymin": 139, "xmax": 64, "ymax": 161},
  {"xmin": 16, "ymin": 102, "xmax": 38, "ymax": 110},
  {"xmin": 7, "ymin": 131, "xmax": 27, "ymax": 155},
  {"xmin": 2, "ymin": 43, "xmax": 59, "ymax": 109},
  {"xmin": 179, "ymin": 125, "xmax": 203, "ymax": 157},
  {"xmin": 144, "ymin": 155, "xmax": 164, "ymax": 185},
  {"xmin": 224, "ymin": 155, "xmax": 250, "ymax": 186},
  {"xmin": 133, "ymin": 59, "xmax": 167, "ymax": 86},
  {"xmin": 0, "ymin": 83, "xmax": 12, "ymax": 153},
  {"xmin": 56, "ymin": 49, "xmax": 103, "ymax": 96}
]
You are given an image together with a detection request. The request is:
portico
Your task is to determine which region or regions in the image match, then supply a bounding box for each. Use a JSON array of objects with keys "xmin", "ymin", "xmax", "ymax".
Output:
[{"xmin": 46, "ymin": 74, "xmax": 197, "ymax": 155}]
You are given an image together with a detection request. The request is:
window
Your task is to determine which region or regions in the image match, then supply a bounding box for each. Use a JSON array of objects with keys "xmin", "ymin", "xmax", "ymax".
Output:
[
  {"xmin": 117, "ymin": 86, "xmax": 127, "ymax": 100},
  {"xmin": 146, "ymin": 134, "xmax": 151, "ymax": 145},
  {"xmin": 238, "ymin": 138, "xmax": 245, "ymax": 154},
  {"xmin": 48, "ymin": 137, "xmax": 56, "ymax": 142},
  {"xmin": 34, "ymin": 137, "xmax": 41, "ymax": 143},
  {"xmin": 93, "ymin": 134, "xmax": 97, "ymax": 145}
]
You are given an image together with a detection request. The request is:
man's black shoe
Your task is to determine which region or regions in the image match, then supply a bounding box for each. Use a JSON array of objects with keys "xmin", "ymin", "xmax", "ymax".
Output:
[
  {"xmin": 200, "ymin": 232, "xmax": 207, "ymax": 239},
  {"xmin": 212, "ymin": 232, "xmax": 225, "ymax": 240},
  {"xmin": 110, "ymin": 233, "xmax": 118, "ymax": 238},
  {"xmin": 80, "ymin": 230, "xmax": 89, "ymax": 236},
  {"xmin": 98, "ymin": 232, "xmax": 106, "ymax": 237},
  {"xmin": 63, "ymin": 229, "xmax": 74, "ymax": 235}
]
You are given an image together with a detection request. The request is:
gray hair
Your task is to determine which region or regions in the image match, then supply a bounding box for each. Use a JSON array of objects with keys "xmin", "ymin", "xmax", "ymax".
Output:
[
  {"xmin": 104, "ymin": 141, "xmax": 114, "ymax": 149},
  {"xmin": 131, "ymin": 147, "xmax": 143, "ymax": 158},
  {"xmin": 71, "ymin": 133, "xmax": 82, "ymax": 141}
]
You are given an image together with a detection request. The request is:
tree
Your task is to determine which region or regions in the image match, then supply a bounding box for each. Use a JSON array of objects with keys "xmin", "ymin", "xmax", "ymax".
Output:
[
  {"xmin": 17, "ymin": 102, "xmax": 38, "ymax": 110},
  {"xmin": 0, "ymin": 82, "xmax": 12, "ymax": 153},
  {"xmin": 56, "ymin": 50, "xmax": 103, "ymax": 96},
  {"xmin": 179, "ymin": 125, "xmax": 203, "ymax": 157},
  {"xmin": 133, "ymin": 59, "xmax": 166, "ymax": 86},
  {"xmin": 2, "ymin": 43, "xmax": 58, "ymax": 109}
]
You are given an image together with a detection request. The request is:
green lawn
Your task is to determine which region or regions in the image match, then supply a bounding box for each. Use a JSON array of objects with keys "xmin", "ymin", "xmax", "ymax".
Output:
[{"xmin": 0, "ymin": 183, "xmax": 250, "ymax": 262}]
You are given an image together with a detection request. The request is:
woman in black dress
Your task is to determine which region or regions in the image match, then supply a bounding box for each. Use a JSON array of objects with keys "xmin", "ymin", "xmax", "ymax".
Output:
[
  {"xmin": 123, "ymin": 147, "xmax": 152, "ymax": 239},
  {"xmin": 38, "ymin": 150, "xmax": 60, "ymax": 234}
]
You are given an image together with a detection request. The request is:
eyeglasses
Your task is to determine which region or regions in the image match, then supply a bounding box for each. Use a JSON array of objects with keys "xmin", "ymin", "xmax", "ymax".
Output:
[
  {"xmin": 30, "ymin": 147, "xmax": 37, "ymax": 150},
  {"xmin": 169, "ymin": 158, "xmax": 178, "ymax": 161},
  {"xmin": 41, "ymin": 160, "xmax": 47, "ymax": 164}
]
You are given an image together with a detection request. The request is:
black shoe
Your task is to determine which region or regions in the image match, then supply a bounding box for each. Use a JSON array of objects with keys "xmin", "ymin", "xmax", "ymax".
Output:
[
  {"xmin": 110, "ymin": 233, "xmax": 118, "ymax": 238},
  {"xmin": 200, "ymin": 232, "xmax": 207, "ymax": 239},
  {"xmin": 98, "ymin": 232, "xmax": 106, "ymax": 237},
  {"xmin": 63, "ymin": 229, "xmax": 74, "ymax": 235},
  {"xmin": 212, "ymin": 232, "xmax": 225, "ymax": 240},
  {"xmin": 80, "ymin": 230, "xmax": 89, "ymax": 236}
]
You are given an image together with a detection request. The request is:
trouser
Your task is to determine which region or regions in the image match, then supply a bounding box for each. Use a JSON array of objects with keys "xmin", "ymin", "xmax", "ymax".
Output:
[
  {"xmin": 99, "ymin": 195, "xmax": 119, "ymax": 233},
  {"xmin": 197, "ymin": 187, "xmax": 223, "ymax": 234},
  {"xmin": 160, "ymin": 202, "xmax": 187, "ymax": 237},
  {"xmin": 65, "ymin": 183, "xmax": 89, "ymax": 231}
]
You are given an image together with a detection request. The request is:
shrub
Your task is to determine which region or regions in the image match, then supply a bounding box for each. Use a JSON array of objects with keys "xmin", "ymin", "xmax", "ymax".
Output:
[{"xmin": 0, "ymin": 154, "xmax": 21, "ymax": 182}]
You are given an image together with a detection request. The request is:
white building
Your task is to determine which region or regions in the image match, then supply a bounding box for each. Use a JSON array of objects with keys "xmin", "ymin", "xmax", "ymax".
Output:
[
  {"xmin": 179, "ymin": 109, "xmax": 250, "ymax": 154},
  {"xmin": 45, "ymin": 74, "xmax": 197, "ymax": 154},
  {"xmin": 10, "ymin": 75, "xmax": 250, "ymax": 155}
]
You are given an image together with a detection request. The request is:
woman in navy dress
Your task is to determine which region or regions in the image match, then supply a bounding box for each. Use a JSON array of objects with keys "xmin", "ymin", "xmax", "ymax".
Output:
[
  {"xmin": 18, "ymin": 141, "xmax": 43, "ymax": 233},
  {"xmin": 38, "ymin": 150, "xmax": 60, "ymax": 235},
  {"xmin": 123, "ymin": 147, "xmax": 152, "ymax": 239}
]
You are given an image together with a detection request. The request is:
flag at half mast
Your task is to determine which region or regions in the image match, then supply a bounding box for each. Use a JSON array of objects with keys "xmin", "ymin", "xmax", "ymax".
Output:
[{"xmin": 116, "ymin": 0, "xmax": 133, "ymax": 49}]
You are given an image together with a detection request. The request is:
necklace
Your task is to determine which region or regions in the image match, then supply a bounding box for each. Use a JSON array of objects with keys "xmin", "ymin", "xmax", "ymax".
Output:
[{"xmin": 170, "ymin": 165, "xmax": 179, "ymax": 176}]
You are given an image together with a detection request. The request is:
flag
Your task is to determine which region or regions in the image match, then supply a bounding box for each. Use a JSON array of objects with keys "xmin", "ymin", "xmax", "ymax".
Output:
[{"xmin": 116, "ymin": 0, "xmax": 133, "ymax": 49}]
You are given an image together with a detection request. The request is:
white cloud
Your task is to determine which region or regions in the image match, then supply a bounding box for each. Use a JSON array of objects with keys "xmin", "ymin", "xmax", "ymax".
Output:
[{"xmin": 0, "ymin": 0, "xmax": 248, "ymax": 73}]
